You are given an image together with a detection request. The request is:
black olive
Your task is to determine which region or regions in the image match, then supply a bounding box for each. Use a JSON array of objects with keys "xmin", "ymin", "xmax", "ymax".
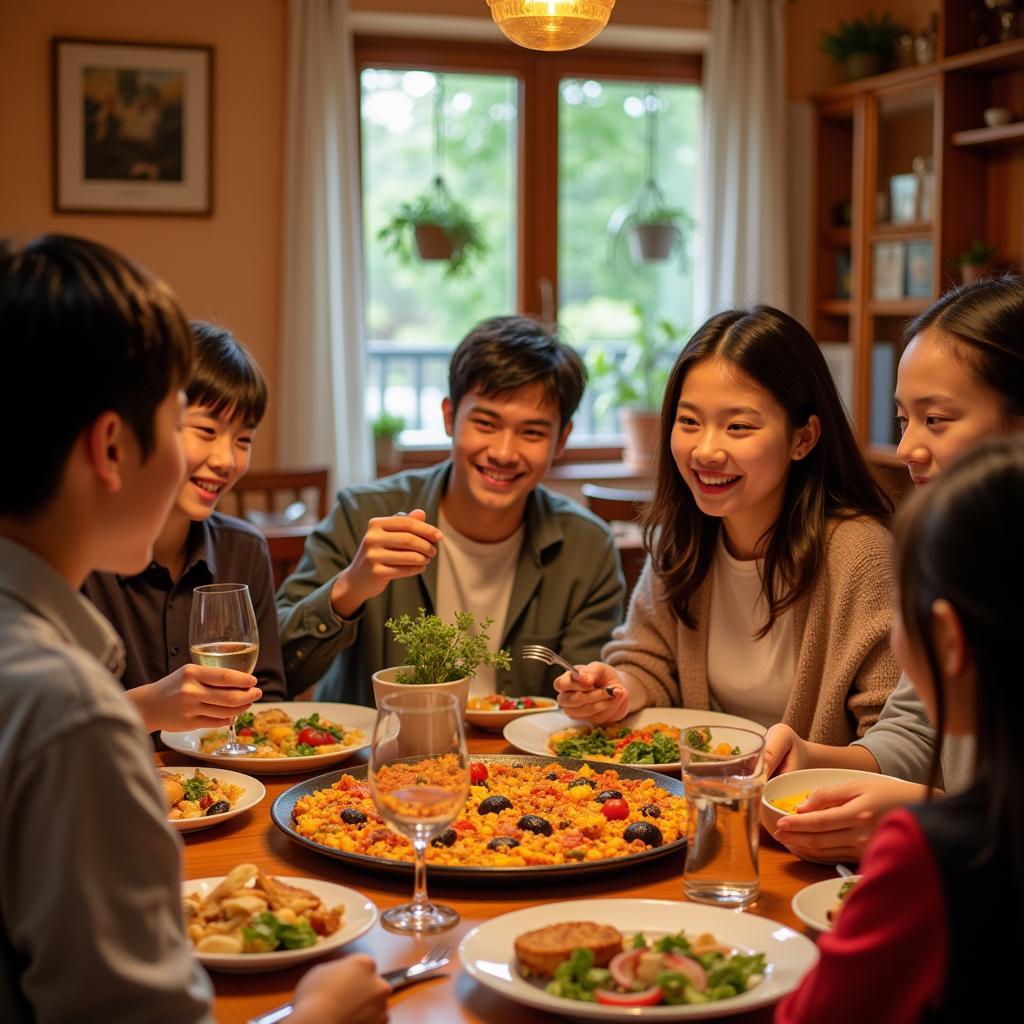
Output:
[
  {"xmin": 567, "ymin": 777, "xmax": 596, "ymax": 790},
  {"xmin": 517, "ymin": 814, "xmax": 553, "ymax": 836},
  {"xmin": 640, "ymin": 804, "xmax": 662, "ymax": 818},
  {"xmin": 204, "ymin": 800, "xmax": 230, "ymax": 816},
  {"xmin": 546, "ymin": 772, "xmax": 559, "ymax": 780},
  {"xmin": 340, "ymin": 808, "xmax": 367, "ymax": 825},
  {"xmin": 431, "ymin": 829, "xmax": 457, "ymax": 847},
  {"xmin": 478, "ymin": 795, "xmax": 513, "ymax": 815},
  {"xmin": 623, "ymin": 821, "xmax": 663, "ymax": 847},
  {"xmin": 487, "ymin": 836, "xmax": 520, "ymax": 850},
  {"xmin": 595, "ymin": 789, "xmax": 624, "ymax": 803}
]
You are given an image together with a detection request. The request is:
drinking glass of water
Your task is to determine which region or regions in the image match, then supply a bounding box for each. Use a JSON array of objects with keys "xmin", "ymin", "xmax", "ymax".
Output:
[
  {"xmin": 189, "ymin": 583, "xmax": 259, "ymax": 756},
  {"xmin": 680, "ymin": 726, "xmax": 766, "ymax": 909},
  {"xmin": 369, "ymin": 690, "xmax": 469, "ymax": 933}
]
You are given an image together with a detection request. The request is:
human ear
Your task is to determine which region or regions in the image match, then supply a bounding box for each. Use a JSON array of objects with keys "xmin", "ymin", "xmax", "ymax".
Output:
[
  {"xmin": 931, "ymin": 598, "xmax": 968, "ymax": 680},
  {"xmin": 441, "ymin": 397, "xmax": 455, "ymax": 439},
  {"xmin": 554, "ymin": 420, "xmax": 573, "ymax": 459},
  {"xmin": 84, "ymin": 412, "xmax": 128, "ymax": 493},
  {"xmin": 791, "ymin": 414, "xmax": 821, "ymax": 461}
]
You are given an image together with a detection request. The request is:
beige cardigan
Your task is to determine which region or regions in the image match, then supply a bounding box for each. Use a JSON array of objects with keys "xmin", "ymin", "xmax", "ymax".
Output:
[{"xmin": 603, "ymin": 517, "xmax": 900, "ymax": 745}]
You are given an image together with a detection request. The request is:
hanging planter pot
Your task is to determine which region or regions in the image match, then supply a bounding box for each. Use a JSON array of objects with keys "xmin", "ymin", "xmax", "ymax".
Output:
[
  {"xmin": 413, "ymin": 224, "xmax": 457, "ymax": 262},
  {"xmin": 628, "ymin": 221, "xmax": 681, "ymax": 263}
]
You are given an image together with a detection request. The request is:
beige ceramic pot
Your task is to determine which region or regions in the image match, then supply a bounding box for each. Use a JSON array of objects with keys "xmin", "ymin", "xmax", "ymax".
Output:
[
  {"xmin": 371, "ymin": 666, "xmax": 471, "ymax": 718},
  {"xmin": 619, "ymin": 408, "xmax": 661, "ymax": 472}
]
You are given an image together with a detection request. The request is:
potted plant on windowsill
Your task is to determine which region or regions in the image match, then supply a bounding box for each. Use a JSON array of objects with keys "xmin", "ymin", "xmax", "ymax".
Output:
[
  {"xmin": 372, "ymin": 609, "xmax": 512, "ymax": 717},
  {"xmin": 821, "ymin": 13, "xmax": 907, "ymax": 81},
  {"xmin": 588, "ymin": 311, "xmax": 683, "ymax": 471},
  {"xmin": 378, "ymin": 175, "xmax": 486, "ymax": 278},
  {"xmin": 371, "ymin": 411, "xmax": 405, "ymax": 476},
  {"xmin": 957, "ymin": 240, "xmax": 995, "ymax": 285}
]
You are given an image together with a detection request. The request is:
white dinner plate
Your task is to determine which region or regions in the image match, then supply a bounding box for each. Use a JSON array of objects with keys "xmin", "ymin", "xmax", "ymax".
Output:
[
  {"xmin": 161, "ymin": 702, "xmax": 377, "ymax": 775},
  {"xmin": 790, "ymin": 876, "xmax": 861, "ymax": 933},
  {"xmin": 464, "ymin": 695, "xmax": 558, "ymax": 731},
  {"xmin": 459, "ymin": 898, "xmax": 819, "ymax": 1021},
  {"xmin": 183, "ymin": 874, "xmax": 377, "ymax": 972},
  {"xmin": 503, "ymin": 707, "xmax": 766, "ymax": 772},
  {"xmin": 160, "ymin": 765, "xmax": 265, "ymax": 833}
]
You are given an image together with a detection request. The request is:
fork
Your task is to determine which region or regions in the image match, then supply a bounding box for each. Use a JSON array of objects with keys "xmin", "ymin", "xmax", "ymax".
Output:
[
  {"xmin": 246, "ymin": 944, "xmax": 451, "ymax": 1024},
  {"xmin": 521, "ymin": 644, "xmax": 621, "ymax": 696}
]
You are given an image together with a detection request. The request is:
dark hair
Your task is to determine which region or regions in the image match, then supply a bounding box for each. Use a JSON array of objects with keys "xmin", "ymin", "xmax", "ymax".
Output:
[
  {"xmin": 448, "ymin": 315, "xmax": 586, "ymax": 430},
  {"xmin": 188, "ymin": 321, "xmax": 268, "ymax": 427},
  {"xmin": 904, "ymin": 275, "xmax": 1024, "ymax": 421},
  {"xmin": 0, "ymin": 234, "xmax": 192, "ymax": 518},
  {"xmin": 894, "ymin": 435, "xmax": 1024, "ymax": 893},
  {"xmin": 646, "ymin": 305, "xmax": 892, "ymax": 632}
]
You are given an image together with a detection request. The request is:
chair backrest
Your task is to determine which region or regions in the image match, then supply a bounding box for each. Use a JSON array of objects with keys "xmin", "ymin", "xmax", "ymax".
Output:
[
  {"xmin": 580, "ymin": 483, "xmax": 651, "ymax": 524},
  {"xmin": 219, "ymin": 467, "xmax": 330, "ymax": 523}
]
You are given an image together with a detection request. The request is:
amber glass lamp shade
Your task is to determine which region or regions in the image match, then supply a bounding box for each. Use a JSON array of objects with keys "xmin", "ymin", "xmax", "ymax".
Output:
[{"xmin": 487, "ymin": 1, "xmax": 615, "ymax": 52}]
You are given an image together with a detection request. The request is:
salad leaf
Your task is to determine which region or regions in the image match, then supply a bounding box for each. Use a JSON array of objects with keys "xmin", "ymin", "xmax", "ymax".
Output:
[
  {"xmin": 544, "ymin": 948, "xmax": 610, "ymax": 1002},
  {"xmin": 289, "ymin": 743, "xmax": 317, "ymax": 757},
  {"xmin": 235, "ymin": 712, "xmax": 255, "ymax": 731},
  {"xmin": 181, "ymin": 776, "xmax": 210, "ymax": 802},
  {"xmin": 552, "ymin": 733, "xmax": 617, "ymax": 759},
  {"xmin": 703, "ymin": 950, "xmax": 766, "ymax": 993},
  {"xmin": 242, "ymin": 912, "xmax": 282, "ymax": 952},
  {"xmin": 278, "ymin": 919, "xmax": 318, "ymax": 949},
  {"xmin": 294, "ymin": 713, "xmax": 345, "ymax": 742}
]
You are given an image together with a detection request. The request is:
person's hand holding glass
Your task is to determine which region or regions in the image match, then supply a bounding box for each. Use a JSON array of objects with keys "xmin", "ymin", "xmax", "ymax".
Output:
[
  {"xmin": 189, "ymin": 583, "xmax": 259, "ymax": 755},
  {"xmin": 369, "ymin": 690, "xmax": 469, "ymax": 933}
]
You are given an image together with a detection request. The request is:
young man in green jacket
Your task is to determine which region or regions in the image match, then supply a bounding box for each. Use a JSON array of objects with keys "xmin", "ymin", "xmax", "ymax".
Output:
[{"xmin": 277, "ymin": 316, "xmax": 625, "ymax": 705}]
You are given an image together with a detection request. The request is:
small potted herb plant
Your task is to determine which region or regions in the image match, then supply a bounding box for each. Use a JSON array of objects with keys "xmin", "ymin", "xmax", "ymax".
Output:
[
  {"xmin": 957, "ymin": 240, "xmax": 995, "ymax": 284},
  {"xmin": 588, "ymin": 311, "xmax": 683, "ymax": 470},
  {"xmin": 373, "ymin": 609, "xmax": 512, "ymax": 716},
  {"xmin": 371, "ymin": 410, "xmax": 405, "ymax": 475},
  {"xmin": 611, "ymin": 178, "xmax": 694, "ymax": 266},
  {"xmin": 378, "ymin": 176, "xmax": 486, "ymax": 278},
  {"xmin": 821, "ymin": 13, "xmax": 907, "ymax": 81}
]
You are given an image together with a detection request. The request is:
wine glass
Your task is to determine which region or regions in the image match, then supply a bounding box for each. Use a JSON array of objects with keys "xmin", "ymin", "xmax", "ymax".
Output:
[
  {"xmin": 369, "ymin": 690, "xmax": 470, "ymax": 933},
  {"xmin": 189, "ymin": 583, "xmax": 259, "ymax": 756}
]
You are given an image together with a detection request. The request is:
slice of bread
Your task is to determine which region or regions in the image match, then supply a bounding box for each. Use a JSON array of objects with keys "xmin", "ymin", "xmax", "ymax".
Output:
[{"xmin": 514, "ymin": 921, "xmax": 623, "ymax": 978}]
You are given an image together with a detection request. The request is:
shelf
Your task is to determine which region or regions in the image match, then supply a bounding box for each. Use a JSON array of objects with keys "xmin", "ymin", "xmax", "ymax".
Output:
[
  {"xmin": 951, "ymin": 122, "xmax": 1024, "ymax": 148},
  {"xmin": 823, "ymin": 227, "xmax": 852, "ymax": 246},
  {"xmin": 819, "ymin": 299, "xmax": 852, "ymax": 316},
  {"xmin": 942, "ymin": 37, "xmax": 1024, "ymax": 75},
  {"xmin": 870, "ymin": 224, "xmax": 934, "ymax": 242},
  {"xmin": 868, "ymin": 298, "xmax": 931, "ymax": 316}
]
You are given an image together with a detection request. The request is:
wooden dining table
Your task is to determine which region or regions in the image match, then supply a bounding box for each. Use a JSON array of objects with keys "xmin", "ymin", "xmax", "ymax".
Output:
[{"xmin": 168, "ymin": 730, "xmax": 833, "ymax": 1024}]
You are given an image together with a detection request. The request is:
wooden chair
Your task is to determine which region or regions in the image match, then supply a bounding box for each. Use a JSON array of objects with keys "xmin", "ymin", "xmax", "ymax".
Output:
[
  {"xmin": 580, "ymin": 484, "xmax": 652, "ymax": 602},
  {"xmin": 219, "ymin": 467, "xmax": 330, "ymax": 523}
]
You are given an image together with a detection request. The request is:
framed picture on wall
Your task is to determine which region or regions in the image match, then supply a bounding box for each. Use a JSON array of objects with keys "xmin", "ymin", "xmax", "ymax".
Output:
[{"xmin": 52, "ymin": 38, "xmax": 213, "ymax": 215}]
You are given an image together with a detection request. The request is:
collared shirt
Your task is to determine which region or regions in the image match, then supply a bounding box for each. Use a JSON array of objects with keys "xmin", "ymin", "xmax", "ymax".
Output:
[
  {"xmin": 276, "ymin": 461, "xmax": 625, "ymax": 705},
  {"xmin": 83, "ymin": 512, "xmax": 286, "ymax": 699},
  {"xmin": 0, "ymin": 537, "xmax": 213, "ymax": 1023}
]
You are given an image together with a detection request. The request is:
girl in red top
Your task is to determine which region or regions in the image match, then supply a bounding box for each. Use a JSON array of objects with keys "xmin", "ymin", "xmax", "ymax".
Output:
[{"xmin": 777, "ymin": 437, "xmax": 1024, "ymax": 1022}]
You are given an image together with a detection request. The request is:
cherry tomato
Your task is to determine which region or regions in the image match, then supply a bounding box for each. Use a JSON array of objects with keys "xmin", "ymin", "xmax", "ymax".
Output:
[
  {"xmin": 297, "ymin": 726, "xmax": 332, "ymax": 747},
  {"xmin": 521, "ymin": 697, "xmax": 535, "ymax": 709},
  {"xmin": 499, "ymin": 699, "xmax": 517, "ymax": 711},
  {"xmin": 601, "ymin": 798, "xmax": 629, "ymax": 820},
  {"xmin": 595, "ymin": 986, "xmax": 663, "ymax": 1007},
  {"xmin": 470, "ymin": 762, "xmax": 489, "ymax": 784},
  {"xmin": 199, "ymin": 794, "xmax": 213, "ymax": 810},
  {"xmin": 236, "ymin": 727, "xmax": 254, "ymax": 737}
]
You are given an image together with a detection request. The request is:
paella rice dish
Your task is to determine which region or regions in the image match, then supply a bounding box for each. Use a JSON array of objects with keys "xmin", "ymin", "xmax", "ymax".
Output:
[
  {"xmin": 183, "ymin": 863, "xmax": 344, "ymax": 954},
  {"xmin": 161, "ymin": 768, "xmax": 245, "ymax": 820},
  {"xmin": 199, "ymin": 708, "xmax": 364, "ymax": 758},
  {"xmin": 291, "ymin": 758, "xmax": 688, "ymax": 867}
]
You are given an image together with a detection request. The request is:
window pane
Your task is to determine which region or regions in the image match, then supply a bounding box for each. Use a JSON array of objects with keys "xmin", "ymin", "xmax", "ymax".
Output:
[
  {"xmin": 360, "ymin": 69, "xmax": 518, "ymax": 437},
  {"xmin": 558, "ymin": 80, "xmax": 700, "ymax": 434}
]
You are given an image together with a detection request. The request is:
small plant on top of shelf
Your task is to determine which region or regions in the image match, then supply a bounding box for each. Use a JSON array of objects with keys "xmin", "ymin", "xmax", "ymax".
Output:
[
  {"xmin": 957, "ymin": 240, "xmax": 996, "ymax": 284},
  {"xmin": 821, "ymin": 13, "xmax": 909, "ymax": 81}
]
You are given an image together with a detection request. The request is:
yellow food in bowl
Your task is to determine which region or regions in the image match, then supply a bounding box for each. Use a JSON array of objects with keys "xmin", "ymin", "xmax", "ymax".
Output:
[{"xmin": 769, "ymin": 791, "xmax": 811, "ymax": 815}]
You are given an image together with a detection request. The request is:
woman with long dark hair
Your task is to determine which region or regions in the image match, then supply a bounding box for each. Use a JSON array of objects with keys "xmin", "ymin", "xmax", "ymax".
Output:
[
  {"xmin": 766, "ymin": 275, "xmax": 1024, "ymax": 862},
  {"xmin": 777, "ymin": 437, "xmax": 1024, "ymax": 1021},
  {"xmin": 556, "ymin": 306, "xmax": 898, "ymax": 743}
]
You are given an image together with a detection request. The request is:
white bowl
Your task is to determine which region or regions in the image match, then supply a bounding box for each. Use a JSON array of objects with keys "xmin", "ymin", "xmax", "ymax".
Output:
[
  {"xmin": 791, "ymin": 875, "xmax": 861, "ymax": 933},
  {"xmin": 984, "ymin": 106, "xmax": 1013, "ymax": 127},
  {"xmin": 463, "ymin": 695, "xmax": 557, "ymax": 731},
  {"xmin": 161, "ymin": 765, "xmax": 265, "ymax": 833},
  {"xmin": 183, "ymin": 875, "xmax": 377, "ymax": 972},
  {"xmin": 761, "ymin": 767, "xmax": 882, "ymax": 833}
]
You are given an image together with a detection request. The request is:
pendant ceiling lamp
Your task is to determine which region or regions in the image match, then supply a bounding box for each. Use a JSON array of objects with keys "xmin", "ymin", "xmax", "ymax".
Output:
[{"xmin": 487, "ymin": 1, "xmax": 616, "ymax": 52}]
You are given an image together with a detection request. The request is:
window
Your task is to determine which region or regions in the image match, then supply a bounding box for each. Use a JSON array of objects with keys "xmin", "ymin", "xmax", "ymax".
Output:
[{"xmin": 356, "ymin": 39, "xmax": 701, "ymax": 447}]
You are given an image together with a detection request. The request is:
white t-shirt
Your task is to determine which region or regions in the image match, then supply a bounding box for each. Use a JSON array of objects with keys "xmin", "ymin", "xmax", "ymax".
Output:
[
  {"xmin": 435, "ymin": 508, "xmax": 524, "ymax": 696},
  {"xmin": 706, "ymin": 536, "xmax": 795, "ymax": 727}
]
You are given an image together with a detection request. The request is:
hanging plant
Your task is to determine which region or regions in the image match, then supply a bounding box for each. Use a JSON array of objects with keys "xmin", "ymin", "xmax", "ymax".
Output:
[
  {"xmin": 377, "ymin": 75, "xmax": 487, "ymax": 279},
  {"xmin": 610, "ymin": 87, "xmax": 694, "ymax": 268}
]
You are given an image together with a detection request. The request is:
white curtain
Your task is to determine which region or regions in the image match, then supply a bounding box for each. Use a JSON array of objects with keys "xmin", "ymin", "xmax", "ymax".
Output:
[
  {"xmin": 698, "ymin": 0, "xmax": 789, "ymax": 317},
  {"xmin": 278, "ymin": 0, "xmax": 371, "ymax": 488}
]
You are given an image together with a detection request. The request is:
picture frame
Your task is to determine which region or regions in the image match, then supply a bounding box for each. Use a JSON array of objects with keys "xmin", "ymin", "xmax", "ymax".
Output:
[
  {"xmin": 872, "ymin": 241, "xmax": 905, "ymax": 301},
  {"xmin": 52, "ymin": 38, "xmax": 213, "ymax": 215},
  {"xmin": 905, "ymin": 241, "xmax": 934, "ymax": 298},
  {"xmin": 889, "ymin": 173, "xmax": 918, "ymax": 225}
]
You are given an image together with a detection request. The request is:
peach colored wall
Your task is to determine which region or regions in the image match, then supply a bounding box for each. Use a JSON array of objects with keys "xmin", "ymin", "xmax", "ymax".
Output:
[
  {"xmin": 787, "ymin": 0, "xmax": 936, "ymax": 99},
  {"xmin": 0, "ymin": 0, "xmax": 286, "ymax": 467}
]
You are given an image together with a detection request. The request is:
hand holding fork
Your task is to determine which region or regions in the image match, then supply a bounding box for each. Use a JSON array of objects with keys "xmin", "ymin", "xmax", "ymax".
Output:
[{"xmin": 521, "ymin": 644, "xmax": 631, "ymax": 725}]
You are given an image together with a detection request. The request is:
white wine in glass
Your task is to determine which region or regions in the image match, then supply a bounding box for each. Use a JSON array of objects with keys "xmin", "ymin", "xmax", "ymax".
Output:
[
  {"xmin": 189, "ymin": 583, "xmax": 259, "ymax": 756},
  {"xmin": 369, "ymin": 690, "xmax": 469, "ymax": 933}
]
